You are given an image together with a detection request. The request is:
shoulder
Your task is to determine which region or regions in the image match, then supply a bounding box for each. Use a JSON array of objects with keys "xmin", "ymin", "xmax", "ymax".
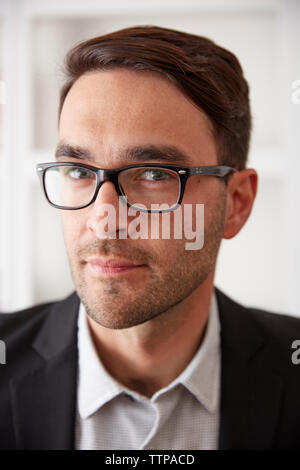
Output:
[
  {"xmin": 248, "ymin": 305, "xmax": 300, "ymax": 338},
  {"xmin": 215, "ymin": 287, "xmax": 300, "ymax": 365},
  {"xmin": 216, "ymin": 287, "xmax": 300, "ymax": 333},
  {"xmin": 0, "ymin": 292, "xmax": 78, "ymax": 350},
  {"xmin": 0, "ymin": 301, "xmax": 55, "ymax": 339},
  {"xmin": 0, "ymin": 292, "xmax": 79, "ymax": 380}
]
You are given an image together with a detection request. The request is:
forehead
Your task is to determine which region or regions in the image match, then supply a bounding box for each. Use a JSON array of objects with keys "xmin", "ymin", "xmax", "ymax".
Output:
[{"xmin": 59, "ymin": 68, "xmax": 217, "ymax": 166}]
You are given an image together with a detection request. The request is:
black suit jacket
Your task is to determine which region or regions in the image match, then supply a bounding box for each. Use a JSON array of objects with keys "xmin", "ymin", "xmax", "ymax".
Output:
[{"xmin": 1, "ymin": 288, "xmax": 300, "ymax": 450}]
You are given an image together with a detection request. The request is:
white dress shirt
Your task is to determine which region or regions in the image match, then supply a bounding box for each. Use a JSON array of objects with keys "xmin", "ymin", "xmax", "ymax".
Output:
[{"xmin": 75, "ymin": 290, "xmax": 221, "ymax": 450}]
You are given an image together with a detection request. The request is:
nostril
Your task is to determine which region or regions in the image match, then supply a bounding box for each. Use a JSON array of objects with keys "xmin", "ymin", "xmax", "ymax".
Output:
[
  {"xmin": 86, "ymin": 202, "xmax": 118, "ymax": 240},
  {"xmin": 86, "ymin": 218, "xmax": 94, "ymax": 233}
]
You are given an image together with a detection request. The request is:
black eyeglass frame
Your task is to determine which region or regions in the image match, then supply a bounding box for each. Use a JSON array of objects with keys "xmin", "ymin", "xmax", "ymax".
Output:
[{"xmin": 36, "ymin": 162, "xmax": 237, "ymax": 213}]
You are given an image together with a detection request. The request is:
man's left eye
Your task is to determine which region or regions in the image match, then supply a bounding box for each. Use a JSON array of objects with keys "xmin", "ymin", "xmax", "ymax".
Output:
[{"xmin": 141, "ymin": 169, "xmax": 170, "ymax": 181}]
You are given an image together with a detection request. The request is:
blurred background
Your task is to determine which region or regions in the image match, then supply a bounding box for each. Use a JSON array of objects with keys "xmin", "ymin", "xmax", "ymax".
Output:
[{"xmin": 0, "ymin": 0, "xmax": 299, "ymax": 315}]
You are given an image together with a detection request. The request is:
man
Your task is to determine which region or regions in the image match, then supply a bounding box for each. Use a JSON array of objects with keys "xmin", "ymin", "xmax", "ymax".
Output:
[{"xmin": 1, "ymin": 25, "xmax": 300, "ymax": 450}]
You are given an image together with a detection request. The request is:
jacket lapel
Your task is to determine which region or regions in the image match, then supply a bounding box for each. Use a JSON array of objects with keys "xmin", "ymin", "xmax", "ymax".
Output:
[
  {"xmin": 216, "ymin": 289, "xmax": 284, "ymax": 449},
  {"xmin": 9, "ymin": 292, "xmax": 80, "ymax": 450}
]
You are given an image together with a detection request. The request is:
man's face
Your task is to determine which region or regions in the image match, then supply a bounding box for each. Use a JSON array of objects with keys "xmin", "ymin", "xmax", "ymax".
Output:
[{"xmin": 59, "ymin": 69, "xmax": 227, "ymax": 329}]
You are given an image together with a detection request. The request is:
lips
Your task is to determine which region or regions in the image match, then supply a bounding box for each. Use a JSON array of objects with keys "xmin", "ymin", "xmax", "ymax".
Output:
[
  {"xmin": 85, "ymin": 257, "xmax": 147, "ymax": 276},
  {"xmin": 86, "ymin": 257, "xmax": 143, "ymax": 267}
]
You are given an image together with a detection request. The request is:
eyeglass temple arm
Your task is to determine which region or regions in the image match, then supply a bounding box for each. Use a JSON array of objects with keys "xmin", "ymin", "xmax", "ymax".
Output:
[{"xmin": 188, "ymin": 165, "xmax": 238, "ymax": 177}]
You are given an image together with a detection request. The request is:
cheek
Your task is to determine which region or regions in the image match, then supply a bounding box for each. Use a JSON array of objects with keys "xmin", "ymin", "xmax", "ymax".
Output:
[
  {"xmin": 184, "ymin": 178, "xmax": 223, "ymax": 215},
  {"xmin": 61, "ymin": 212, "xmax": 86, "ymax": 250},
  {"xmin": 144, "ymin": 236, "xmax": 188, "ymax": 267}
]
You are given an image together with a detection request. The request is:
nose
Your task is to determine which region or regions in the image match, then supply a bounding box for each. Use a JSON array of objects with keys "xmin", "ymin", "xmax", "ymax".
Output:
[
  {"xmin": 86, "ymin": 181, "xmax": 127, "ymax": 239},
  {"xmin": 94, "ymin": 180, "xmax": 120, "ymax": 208}
]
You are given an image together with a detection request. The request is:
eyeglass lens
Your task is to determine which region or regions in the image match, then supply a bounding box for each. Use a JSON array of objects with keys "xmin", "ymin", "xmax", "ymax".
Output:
[{"xmin": 44, "ymin": 165, "xmax": 181, "ymax": 210}]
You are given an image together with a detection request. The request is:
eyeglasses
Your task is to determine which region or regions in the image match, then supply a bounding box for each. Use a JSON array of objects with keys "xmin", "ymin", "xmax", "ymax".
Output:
[{"xmin": 36, "ymin": 162, "xmax": 237, "ymax": 213}]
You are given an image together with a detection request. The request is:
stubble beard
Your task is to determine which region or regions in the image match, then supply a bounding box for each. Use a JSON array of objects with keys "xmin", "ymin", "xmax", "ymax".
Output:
[{"xmin": 68, "ymin": 193, "xmax": 226, "ymax": 329}]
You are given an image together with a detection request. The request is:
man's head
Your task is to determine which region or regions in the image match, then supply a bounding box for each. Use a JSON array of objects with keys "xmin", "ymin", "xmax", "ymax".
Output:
[{"xmin": 56, "ymin": 25, "xmax": 257, "ymax": 329}]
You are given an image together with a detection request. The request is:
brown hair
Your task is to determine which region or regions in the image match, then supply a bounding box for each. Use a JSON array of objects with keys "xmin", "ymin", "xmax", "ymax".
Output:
[{"xmin": 59, "ymin": 25, "xmax": 251, "ymax": 170}]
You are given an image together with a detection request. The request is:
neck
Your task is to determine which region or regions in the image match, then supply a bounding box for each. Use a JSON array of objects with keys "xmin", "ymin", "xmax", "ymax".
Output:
[{"xmin": 86, "ymin": 274, "xmax": 215, "ymax": 398}]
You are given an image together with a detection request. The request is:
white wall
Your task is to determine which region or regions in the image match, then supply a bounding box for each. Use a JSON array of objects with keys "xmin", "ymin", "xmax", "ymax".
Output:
[{"xmin": 0, "ymin": 0, "xmax": 299, "ymax": 316}]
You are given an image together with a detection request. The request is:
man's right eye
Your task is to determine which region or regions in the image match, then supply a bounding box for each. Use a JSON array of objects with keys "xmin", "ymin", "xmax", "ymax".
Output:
[{"xmin": 64, "ymin": 167, "xmax": 94, "ymax": 179}]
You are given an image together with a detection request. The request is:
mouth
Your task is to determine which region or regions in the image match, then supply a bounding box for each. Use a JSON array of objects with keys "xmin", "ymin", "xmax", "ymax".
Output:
[{"xmin": 85, "ymin": 257, "xmax": 148, "ymax": 277}]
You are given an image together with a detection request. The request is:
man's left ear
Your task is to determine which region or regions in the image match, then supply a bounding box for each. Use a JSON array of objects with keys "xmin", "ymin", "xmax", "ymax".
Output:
[{"xmin": 222, "ymin": 168, "xmax": 258, "ymax": 239}]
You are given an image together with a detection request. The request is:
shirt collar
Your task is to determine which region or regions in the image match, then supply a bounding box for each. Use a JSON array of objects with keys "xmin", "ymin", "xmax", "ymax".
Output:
[{"xmin": 77, "ymin": 290, "xmax": 221, "ymax": 419}]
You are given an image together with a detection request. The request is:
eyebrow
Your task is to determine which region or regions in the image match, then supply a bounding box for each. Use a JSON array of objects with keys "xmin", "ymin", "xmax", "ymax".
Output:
[{"xmin": 55, "ymin": 142, "xmax": 194, "ymax": 166}]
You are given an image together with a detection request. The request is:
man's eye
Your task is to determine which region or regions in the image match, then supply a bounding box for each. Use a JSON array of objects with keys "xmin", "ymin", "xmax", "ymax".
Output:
[
  {"xmin": 140, "ymin": 169, "xmax": 171, "ymax": 181},
  {"xmin": 65, "ymin": 167, "xmax": 93, "ymax": 179}
]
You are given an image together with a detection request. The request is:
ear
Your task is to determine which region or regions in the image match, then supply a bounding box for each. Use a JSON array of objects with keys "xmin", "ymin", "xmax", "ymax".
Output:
[{"xmin": 223, "ymin": 168, "xmax": 258, "ymax": 239}]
